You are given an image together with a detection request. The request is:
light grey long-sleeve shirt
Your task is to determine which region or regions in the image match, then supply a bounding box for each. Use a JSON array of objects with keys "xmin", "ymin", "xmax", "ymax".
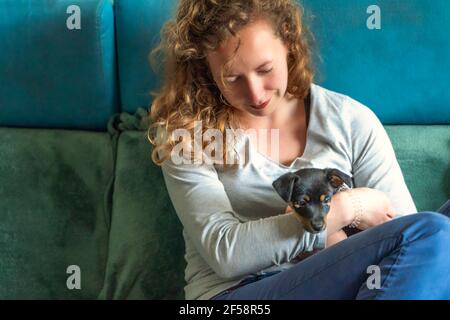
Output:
[{"xmin": 160, "ymin": 84, "xmax": 417, "ymax": 300}]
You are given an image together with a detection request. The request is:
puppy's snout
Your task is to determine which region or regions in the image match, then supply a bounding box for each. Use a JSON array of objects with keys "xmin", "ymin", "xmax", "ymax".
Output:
[{"xmin": 311, "ymin": 220, "xmax": 325, "ymax": 232}]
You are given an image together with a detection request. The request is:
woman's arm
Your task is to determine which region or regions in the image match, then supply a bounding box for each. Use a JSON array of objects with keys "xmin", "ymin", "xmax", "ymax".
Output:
[
  {"xmin": 326, "ymin": 230, "xmax": 348, "ymax": 247},
  {"xmin": 347, "ymin": 96, "xmax": 417, "ymax": 216},
  {"xmin": 161, "ymin": 157, "xmax": 327, "ymax": 280}
]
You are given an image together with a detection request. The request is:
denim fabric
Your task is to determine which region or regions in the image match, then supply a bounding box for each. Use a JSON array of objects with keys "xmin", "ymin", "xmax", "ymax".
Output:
[{"xmin": 213, "ymin": 203, "xmax": 450, "ymax": 300}]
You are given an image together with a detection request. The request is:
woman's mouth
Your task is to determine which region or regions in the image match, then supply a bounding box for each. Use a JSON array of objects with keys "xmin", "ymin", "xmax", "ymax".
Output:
[{"xmin": 251, "ymin": 98, "xmax": 271, "ymax": 110}]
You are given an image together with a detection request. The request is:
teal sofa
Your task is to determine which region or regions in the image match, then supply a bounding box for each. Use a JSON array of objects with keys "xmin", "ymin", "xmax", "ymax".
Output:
[{"xmin": 0, "ymin": 0, "xmax": 448, "ymax": 300}]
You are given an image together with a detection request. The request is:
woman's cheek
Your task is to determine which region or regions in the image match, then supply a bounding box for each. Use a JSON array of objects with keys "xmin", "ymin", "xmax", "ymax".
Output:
[{"xmin": 267, "ymin": 73, "xmax": 287, "ymax": 94}]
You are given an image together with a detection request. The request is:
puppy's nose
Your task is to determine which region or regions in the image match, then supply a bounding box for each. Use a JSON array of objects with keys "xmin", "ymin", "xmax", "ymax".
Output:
[{"xmin": 311, "ymin": 221, "xmax": 324, "ymax": 232}]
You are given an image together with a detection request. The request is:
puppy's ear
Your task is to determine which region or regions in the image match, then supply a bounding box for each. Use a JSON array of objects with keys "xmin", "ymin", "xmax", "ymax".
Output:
[
  {"xmin": 272, "ymin": 173, "xmax": 298, "ymax": 202},
  {"xmin": 326, "ymin": 168, "xmax": 353, "ymax": 189}
]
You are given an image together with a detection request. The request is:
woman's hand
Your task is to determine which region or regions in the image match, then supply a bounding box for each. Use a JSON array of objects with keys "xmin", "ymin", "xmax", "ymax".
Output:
[
  {"xmin": 285, "ymin": 187, "xmax": 396, "ymax": 235},
  {"xmin": 326, "ymin": 229, "xmax": 348, "ymax": 247},
  {"xmin": 340, "ymin": 187, "xmax": 397, "ymax": 230}
]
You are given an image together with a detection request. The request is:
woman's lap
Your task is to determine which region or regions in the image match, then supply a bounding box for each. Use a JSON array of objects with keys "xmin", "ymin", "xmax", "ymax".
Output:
[{"xmin": 214, "ymin": 210, "xmax": 450, "ymax": 300}]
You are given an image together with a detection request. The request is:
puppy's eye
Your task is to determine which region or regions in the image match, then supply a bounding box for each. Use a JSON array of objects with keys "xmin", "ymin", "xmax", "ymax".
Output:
[
  {"xmin": 320, "ymin": 194, "xmax": 332, "ymax": 202},
  {"xmin": 294, "ymin": 200, "xmax": 307, "ymax": 208}
]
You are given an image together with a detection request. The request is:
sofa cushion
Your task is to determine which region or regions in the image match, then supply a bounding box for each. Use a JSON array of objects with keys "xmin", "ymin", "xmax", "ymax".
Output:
[
  {"xmin": 0, "ymin": 127, "xmax": 113, "ymax": 299},
  {"xmin": 99, "ymin": 129, "xmax": 185, "ymax": 300},
  {"xmin": 385, "ymin": 125, "xmax": 450, "ymax": 211},
  {"xmin": 0, "ymin": 0, "xmax": 118, "ymax": 129}
]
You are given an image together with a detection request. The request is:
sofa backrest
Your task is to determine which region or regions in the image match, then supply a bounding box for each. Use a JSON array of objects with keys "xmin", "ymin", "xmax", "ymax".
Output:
[
  {"xmin": 115, "ymin": 0, "xmax": 450, "ymax": 124},
  {"xmin": 302, "ymin": 0, "xmax": 450, "ymax": 124},
  {"xmin": 114, "ymin": 0, "xmax": 177, "ymax": 114},
  {"xmin": 0, "ymin": 0, "xmax": 118, "ymax": 130},
  {"xmin": 1, "ymin": 0, "xmax": 449, "ymax": 127}
]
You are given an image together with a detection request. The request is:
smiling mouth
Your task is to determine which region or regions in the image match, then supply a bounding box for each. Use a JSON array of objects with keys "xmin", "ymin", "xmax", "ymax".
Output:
[{"xmin": 251, "ymin": 98, "xmax": 271, "ymax": 110}]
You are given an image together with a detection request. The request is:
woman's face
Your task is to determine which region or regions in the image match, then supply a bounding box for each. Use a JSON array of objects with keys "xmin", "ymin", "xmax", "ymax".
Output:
[{"xmin": 206, "ymin": 19, "xmax": 290, "ymax": 121}]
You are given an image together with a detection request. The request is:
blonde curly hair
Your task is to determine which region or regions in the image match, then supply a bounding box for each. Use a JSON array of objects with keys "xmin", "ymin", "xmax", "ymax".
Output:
[{"xmin": 147, "ymin": 0, "xmax": 315, "ymax": 166}]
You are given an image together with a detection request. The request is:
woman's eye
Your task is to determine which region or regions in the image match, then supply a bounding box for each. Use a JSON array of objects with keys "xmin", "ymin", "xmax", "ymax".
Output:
[
  {"xmin": 258, "ymin": 68, "xmax": 273, "ymax": 74},
  {"xmin": 225, "ymin": 76, "xmax": 238, "ymax": 83}
]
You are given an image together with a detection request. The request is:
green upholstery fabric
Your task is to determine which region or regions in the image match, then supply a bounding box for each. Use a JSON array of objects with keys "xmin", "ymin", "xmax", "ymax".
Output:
[
  {"xmin": 99, "ymin": 131, "xmax": 185, "ymax": 299},
  {"xmin": 98, "ymin": 118, "xmax": 185, "ymax": 300},
  {"xmin": 0, "ymin": 127, "xmax": 113, "ymax": 299},
  {"xmin": 385, "ymin": 125, "xmax": 450, "ymax": 212}
]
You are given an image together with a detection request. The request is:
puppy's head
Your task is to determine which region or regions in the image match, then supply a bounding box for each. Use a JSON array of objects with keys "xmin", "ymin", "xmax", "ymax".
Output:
[{"xmin": 272, "ymin": 168, "xmax": 352, "ymax": 234}]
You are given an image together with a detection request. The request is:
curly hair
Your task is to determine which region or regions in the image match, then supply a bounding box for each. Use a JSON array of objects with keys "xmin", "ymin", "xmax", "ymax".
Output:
[{"xmin": 147, "ymin": 0, "xmax": 315, "ymax": 166}]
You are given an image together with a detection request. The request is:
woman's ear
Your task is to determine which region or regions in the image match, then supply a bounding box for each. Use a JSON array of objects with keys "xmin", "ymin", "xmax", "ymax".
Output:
[
  {"xmin": 282, "ymin": 38, "xmax": 291, "ymax": 53},
  {"xmin": 272, "ymin": 172, "xmax": 298, "ymax": 202}
]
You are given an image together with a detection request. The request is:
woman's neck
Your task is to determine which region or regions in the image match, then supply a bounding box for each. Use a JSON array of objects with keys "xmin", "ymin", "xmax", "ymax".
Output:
[{"xmin": 239, "ymin": 95, "xmax": 304, "ymax": 131}]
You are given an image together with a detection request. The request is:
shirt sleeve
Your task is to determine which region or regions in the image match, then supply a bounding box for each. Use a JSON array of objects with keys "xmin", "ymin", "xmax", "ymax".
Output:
[
  {"xmin": 160, "ymin": 157, "xmax": 326, "ymax": 280},
  {"xmin": 348, "ymin": 97, "xmax": 417, "ymax": 216}
]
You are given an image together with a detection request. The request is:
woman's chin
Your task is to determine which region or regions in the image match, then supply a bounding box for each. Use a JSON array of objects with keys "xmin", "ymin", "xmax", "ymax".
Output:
[{"xmin": 248, "ymin": 102, "xmax": 276, "ymax": 115}]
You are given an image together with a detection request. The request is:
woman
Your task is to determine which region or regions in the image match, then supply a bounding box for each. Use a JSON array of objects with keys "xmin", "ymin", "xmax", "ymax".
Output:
[{"xmin": 148, "ymin": 0, "xmax": 450, "ymax": 300}]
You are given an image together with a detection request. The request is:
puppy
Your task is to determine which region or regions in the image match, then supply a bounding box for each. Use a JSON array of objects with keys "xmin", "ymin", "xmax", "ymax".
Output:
[{"xmin": 272, "ymin": 168, "xmax": 353, "ymax": 234}]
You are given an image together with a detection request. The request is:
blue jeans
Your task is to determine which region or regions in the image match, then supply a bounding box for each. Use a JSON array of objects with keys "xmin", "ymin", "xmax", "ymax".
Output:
[{"xmin": 213, "ymin": 200, "xmax": 450, "ymax": 300}]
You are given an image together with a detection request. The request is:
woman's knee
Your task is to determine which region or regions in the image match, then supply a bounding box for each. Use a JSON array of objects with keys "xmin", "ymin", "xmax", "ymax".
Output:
[
  {"xmin": 399, "ymin": 211, "xmax": 450, "ymax": 242},
  {"xmin": 415, "ymin": 211, "xmax": 449, "ymax": 228}
]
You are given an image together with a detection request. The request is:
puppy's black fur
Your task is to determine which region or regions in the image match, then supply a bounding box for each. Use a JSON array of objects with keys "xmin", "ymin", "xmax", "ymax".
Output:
[{"xmin": 273, "ymin": 168, "xmax": 353, "ymax": 234}]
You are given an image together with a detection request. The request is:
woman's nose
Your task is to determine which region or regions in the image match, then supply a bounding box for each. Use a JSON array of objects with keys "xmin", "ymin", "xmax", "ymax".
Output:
[{"xmin": 245, "ymin": 77, "xmax": 265, "ymax": 106}]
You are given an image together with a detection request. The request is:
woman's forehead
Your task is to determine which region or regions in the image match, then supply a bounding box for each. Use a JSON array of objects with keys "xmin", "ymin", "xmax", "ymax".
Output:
[{"xmin": 206, "ymin": 20, "xmax": 281, "ymax": 71}]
